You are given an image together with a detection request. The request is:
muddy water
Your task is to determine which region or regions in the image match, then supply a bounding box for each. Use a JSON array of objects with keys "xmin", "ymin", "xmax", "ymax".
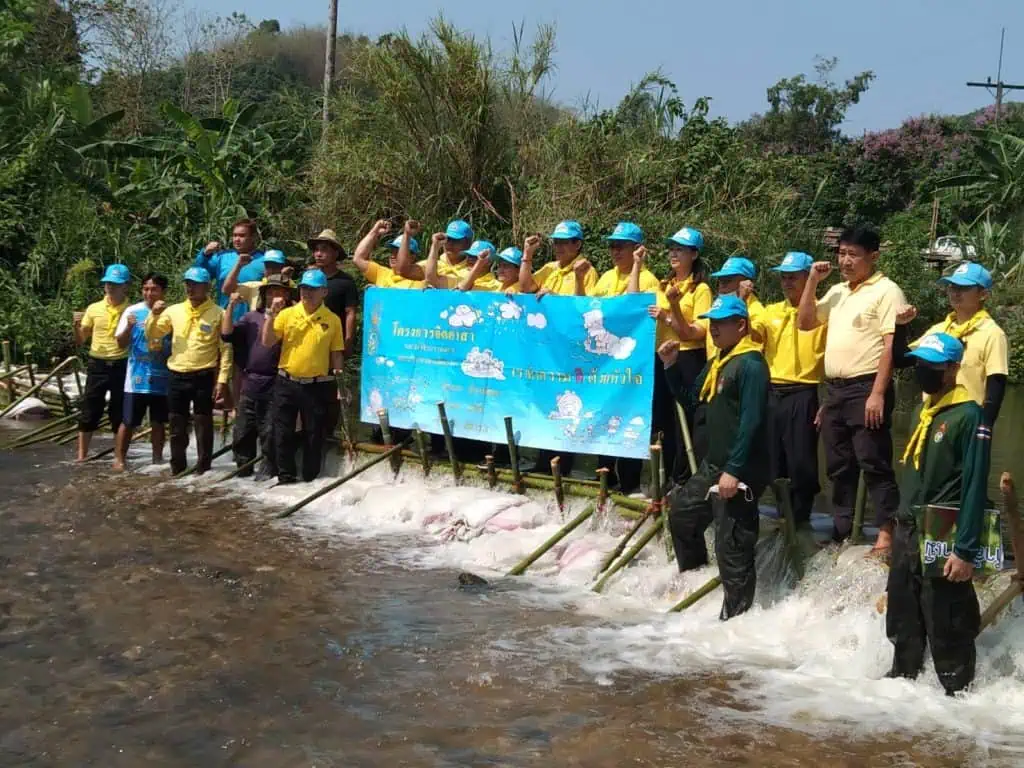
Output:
[{"xmin": 0, "ymin": 439, "xmax": 1014, "ymax": 767}]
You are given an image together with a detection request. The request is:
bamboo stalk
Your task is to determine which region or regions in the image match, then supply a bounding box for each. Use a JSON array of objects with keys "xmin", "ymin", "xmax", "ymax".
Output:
[
  {"xmin": 851, "ymin": 471, "xmax": 867, "ymax": 544},
  {"xmin": 773, "ymin": 478, "xmax": 804, "ymax": 580},
  {"xmin": 415, "ymin": 428, "xmax": 431, "ymax": 475},
  {"xmin": 174, "ymin": 439, "xmax": 235, "ymax": 479},
  {"xmin": 551, "ymin": 457, "xmax": 564, "ymax": 511},
  {"xmin": 668, "ymin": 575, "xmax": 722, "ymax": 613},
  {"xmin": 437, "ymin": 402, "xmax": 461, "ymax": 482},
  {"xmin": 52, "ymin": 358, "xmax": 71, "ymax": 416},
  {"xmin": 674, "ymin": 402, "xmax": 699, "ymax": 476},
  {"xmin": 598, "ymin": 467, "xmax": 610, "ymax": 512},
  {"xmin": 981, "ymin": 472, "xmax": 1023, "ymax": 632},
  {"xmin": 26, "ymin": 356, "xmax": 35, "ymax": 387},
  {"xmin": 596, "ymin": 515, "xmax": 646, "ymax": 576},
  {"xmin": 508, "ymin": 503, "xmax": 596, "ymax": 576},
  {"xmin": 216, "ymin": 454, "xmax": 262, "ymax": 483},
  {"xmin": 3, "ymin": 409, "xmax": 81, "ymax": 448},
  {"xmin": 59, "ymin": 417, "xmax": 108, "ymax": 445},
  {"xmin": 592, "ymin": 518, "xmax": 664, "ymax": 593},
  {"xmin": 277, "ymin": 438, "xmax": 413, "ymax": 519},
  {"xmin": 0, "ymin": 356, "xmax": 79, "ymax": 419},
  {"xmin": 377, "ymin": 408, "xmax": 401, "ymax": 475},
  {"xmin": 1, "ymin": 341, "xmax": 12, "ymax": 401},
  {"xmin": 0, "ymin": 365, "xmax": 30, "ymax": 383},
  {"xmin": 334, "ymin": 372, "xmax": 355, "ymax": 460},
  {"xmin": 505, "ymin": 416, "xmax": 521, "ymax": 493},
  {"xmin": 86, "ymin": 427, "xmax": 153, "ymax": 462},
  {"xmin": 484, "ymin": 454, "xmax": 497, "ymax": 489}
]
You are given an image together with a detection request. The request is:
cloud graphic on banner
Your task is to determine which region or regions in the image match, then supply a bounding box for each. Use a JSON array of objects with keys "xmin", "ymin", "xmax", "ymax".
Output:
[
  {"xmin": 527, "ymin": 312, "xmax": 547, "ymax": 329},
  {"xmin": 581, "ymin": 309, "xmax": 636, "ymax": 360},
  {"xmin": 447, "ymin": 304, "xmax": 479, "ymax": 328},
  {"xmin": 629, "ymin": 416, "xmax": 645, "ymax": 426},
  {"xmin": 499, "ymin": 301, "xmax": 523, "ymax": 321},
  {"xmin": 461, "ymin": 347, "xmax": 505, "ymax": 380}
]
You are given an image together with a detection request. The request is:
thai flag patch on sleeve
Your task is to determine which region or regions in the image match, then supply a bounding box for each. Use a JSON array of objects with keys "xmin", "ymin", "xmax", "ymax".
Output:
[{"xmin": 976, "ymin": 424, "xmax": 993, "ymax": 441}]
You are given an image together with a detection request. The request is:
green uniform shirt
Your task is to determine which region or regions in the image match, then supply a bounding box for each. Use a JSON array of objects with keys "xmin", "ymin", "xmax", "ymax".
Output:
[
  {"xmin": 666, "ymin": 349, "xmax": 771, "ymax": 490},
  {"xmin": 899, "ymin": 400, "xmax": 991, "ymax": 562}
]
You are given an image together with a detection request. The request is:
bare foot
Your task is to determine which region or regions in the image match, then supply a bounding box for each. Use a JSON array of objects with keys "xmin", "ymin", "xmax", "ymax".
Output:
[
  {"xmin": 111, "ymin": 461, "xmax": 126, "ymax": 473},
  {"xmin": 74, "ymin": 455, "xmax": 87, "ymax": 463}
]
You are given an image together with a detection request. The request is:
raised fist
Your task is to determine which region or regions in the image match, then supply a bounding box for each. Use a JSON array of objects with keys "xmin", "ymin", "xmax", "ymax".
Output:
[
  {"xmin": 204, "ymin": 241, "xmax": 220, "ymax": 256},
  {"xmin": 372, "ymin": 219, "xmax": 390, "ymax": 237},
  {"xmin": 810, "ymin": 261, "xmax": 832, "ymax": 283},
  {"xmin": 228, "ymin": 292, "xmax": 243, "ymax": 306},
  {"xmin": 281, "ymin": 266, "xmax": 294, "ymax": 280},
  {"xmin": 405, "ymin": 219, "xmax": 422, "ymax": 236},
  {"xmin": 72, "ymin": 311, "xmax": 85, "ymax": 326},
  {"xmin": 657, "ymin": 339, "xmax": 680, "ymax": 367},
  {"xmin": 738, "ymin": 279, "xmax": 754, "ymax": 301},
  {"xmin": 269, "ymin": 296, "xmax": 286, "ymax": 314},
  {"xmin": 665, "ymin": 283, "xmax": 682, "ymax": 304},
  {"xmin": 431, "ymin": 232, "xmax": 447, "ymax": 247},
  {"xmin": 573, "ymin": 259, "xmax": 591, "ymax": 277},
  {"xmin": 237, "ymin": 252, "xmax": 252, "ymax": 266},
  {"xmin": 524, "ymin": 234, "xmax": 542, "ymax": 258},
  {"xmin": 633, "ymin": 246, "xmax": 647, "ymax": 265},
  {"xmin": 151, "ymin": 300, "xmax": 167, "ymax": 315},
  {"xmin": 126, "ymin": 312, "xmax": 138, "ymax": 327}
]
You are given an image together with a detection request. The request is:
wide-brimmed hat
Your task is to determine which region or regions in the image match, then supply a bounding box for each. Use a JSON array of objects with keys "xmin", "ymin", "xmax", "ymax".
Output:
[{"xmin": 307, "ymin": 229, "xmax": 347, "ymax": 257}]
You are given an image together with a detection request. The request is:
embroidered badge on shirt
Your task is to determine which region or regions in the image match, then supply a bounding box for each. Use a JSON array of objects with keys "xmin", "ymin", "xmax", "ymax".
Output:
[
  {"xmin": 933, "ymin": 422, "xmax": 947, "ymax": 443},
  {"xmin": 199, "ymin": 323, "xmax": 212, "ymax": 333}
]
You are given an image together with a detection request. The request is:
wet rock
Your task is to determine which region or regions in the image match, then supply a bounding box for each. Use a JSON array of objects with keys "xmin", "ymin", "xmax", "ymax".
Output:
[{"xmin": 457, "ymin": 572, "xmax": 489, "ymax": 587}]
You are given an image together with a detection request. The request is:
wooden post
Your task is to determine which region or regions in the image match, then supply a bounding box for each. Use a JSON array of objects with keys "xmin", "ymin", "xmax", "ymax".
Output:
[
  {"xmin": 415, "ymin": 428, "xmax": 431, "ymax": 476},
  {"xmin": 773, "ymin": 478, "xmax": 804, "ymax": 580},
  {"xmin": 1, "ymin": 340, "xmax": 12, "ymax": 400},
  {"xmin": 551, "ymin": 456, "xmax": 565, "ymax": 511},
  {"xmin": 376, "ymin": 408, "xmax": 401, "ymax": 475},
  {"xmin": 597, "ymin": 467, "xmax": 610, "ymax": 512},
  {"xmin": 51, "ymin": 356, "xmax": 71, "ymax": 416},
  {"xmin": 504, "ymin": 416, "xmax": 521, "ymax": 493},
  {"xmin": 26, "ymin": 354, "xmax": 35, "ymax": 387},
  {"xmin": 484, "ymin": 454, "xmax": 497, "ymax": 489},
  {"xmin": 437, "ymin": 402, "xmax": 461, "ymax": 482}
]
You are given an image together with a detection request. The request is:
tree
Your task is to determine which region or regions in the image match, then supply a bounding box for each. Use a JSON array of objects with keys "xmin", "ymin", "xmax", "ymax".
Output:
[{"xmin": 742, "ymin": 57, "xmax": 874, "ymax": 154}]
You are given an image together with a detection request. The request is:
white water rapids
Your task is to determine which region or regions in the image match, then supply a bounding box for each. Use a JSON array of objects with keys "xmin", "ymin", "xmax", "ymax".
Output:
[{"xmin": 124, "ymin": 439, "xmax": 1024, "ymax": 761}]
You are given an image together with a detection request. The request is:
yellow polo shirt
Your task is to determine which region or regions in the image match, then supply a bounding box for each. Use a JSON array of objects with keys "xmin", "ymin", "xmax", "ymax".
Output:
[
  {"xmin": 274, "ymin": 302, "xmax": 344, "ymax": 378},
  {"xmin": 591, "ymin": 267, "xmax": 660, "ymax": 297},
  {"xmin": 704, "ymin": 295, "xmax": 767, "ymax": 358},
  {"xmin": 655, "ymin": 277, "xmax": 713, "ymax": 351},
  {"xmin": 815, "ymin": 272, "xmax": 905, "ymax": 379},
  {"xmin": 913, "ymin": 313, "xmax": 1008, "ymax": 405},
  {"xmin": 80, "ymin": 298, "xmax": 129, "ymax": 360},
  {"xmin": 532, "ymin": 259, "xmax": 598, "ymax": 295},
  {"xmin": 365, "ymin": 261, "xmax": 425, "ymax": 289},
  {"xmin": 762, "ymin": 300, "xmax": 827, "ymax": 385},
  {"xmin": 145, "ymin": 299, "xmax": 233, "ymax": 383},
  {"xmin": 417, "ymin": 254, "xmax": 472, "ymax": 280}
]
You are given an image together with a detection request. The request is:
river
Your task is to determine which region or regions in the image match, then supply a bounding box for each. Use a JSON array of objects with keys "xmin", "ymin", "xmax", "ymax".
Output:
[{"xmin": 1, "ymin": 384, "xmax": 1024, "ymax": 767}]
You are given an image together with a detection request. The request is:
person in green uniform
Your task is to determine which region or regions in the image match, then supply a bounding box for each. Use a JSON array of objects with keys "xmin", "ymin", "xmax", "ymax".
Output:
[
  {"xmin": 658, "ymin": 295, "xmax": 770, "ymax": 620},
  {"xmin": 886, "ymin": 332, "xmax": 991, "ymax": 696}
]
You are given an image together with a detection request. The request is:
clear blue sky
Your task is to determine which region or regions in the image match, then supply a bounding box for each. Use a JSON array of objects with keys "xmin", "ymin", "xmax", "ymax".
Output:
[{"xmin": 200, "ymin": 0, "xmax": 1024, "ymax": 134}]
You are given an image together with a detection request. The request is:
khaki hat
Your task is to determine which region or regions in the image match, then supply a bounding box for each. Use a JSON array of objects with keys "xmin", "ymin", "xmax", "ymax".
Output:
[
  {"xmin": 260, "ymin": 273, "xmax": 294, "ymax": 290},
  {"xmin": 307, "ymin": 228, "xmax": 347, "ymax": 257}
]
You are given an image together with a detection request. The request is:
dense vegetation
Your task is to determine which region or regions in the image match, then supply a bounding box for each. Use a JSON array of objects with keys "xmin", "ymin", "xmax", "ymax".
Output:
[{"xmin": 4, "ymin": 1, "xmax": 1024, "ymax": 377}]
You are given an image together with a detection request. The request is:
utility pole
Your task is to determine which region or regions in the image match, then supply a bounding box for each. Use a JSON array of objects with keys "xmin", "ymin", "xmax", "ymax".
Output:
[
  {"xmin": 322, "ymin": 0, "xmax": 338, "ymax": 129},
  {"xmin": 967, "ymin": 28, "xmax": 1024, "ymax": 127}
]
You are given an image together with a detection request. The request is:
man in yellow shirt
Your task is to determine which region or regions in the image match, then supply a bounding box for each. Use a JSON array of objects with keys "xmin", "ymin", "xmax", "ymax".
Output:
[
  {"xmin": 459, "ymin": 244, "xmax": 521, "ymax": 292},
  {"xmin": 399, "ymin": 219, "xmax": 474, "ymax": 285},
  {"xmin": 588, "ymin": 221, "xmax": 657, "ymax": 494},
  {"xmin": 763, "ymin": 252, "xmax": 827, "ymax": 527},
  {"xmin": 898, "ymin": 262, "xmax": 1008, "ymax": 426},
  {"xmin": 262, "ymin": 268, "xmax": 345, "ymax": 484},
  {"xmin": 518, "ymin": 221, "xmax": 598, "ymax": 296},
  {"xmin": 73, "ymin": 264, "xmax": 131, "ymax": 462},
  {"xmin": 797, "ymin": 226, "xmax": 908, "ymax": 553},
  {"xmin": 352, "ymin": 219, "xmax": 427, "ymax": 289},
  {"xmin": 222, "ymin": 249, "xmax": 293, "ymax": 311},
  {"xmin": 146, "ymin": 266, "xmax": 233, "ymax": 475}
]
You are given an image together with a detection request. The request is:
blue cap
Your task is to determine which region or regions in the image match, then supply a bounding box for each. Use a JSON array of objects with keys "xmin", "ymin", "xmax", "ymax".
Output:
[
  {"xmin": 101, "ymin": 264, "xmax": 131, "ymax": 284},
  {"xmin": 264, "ymin": 249, "xmax": 287, "ymax": 265},
  {"xmin": 299, "ymin": 269, "xmax": 328, "ymax": 289},
  {"xmin": 387, "ymin": 235, "xmax": 420, "ymax": 255},
  {"xmin": 772, "ymin": 251, "xmax": 814, "ymax": 273},
  {"xmin": 699, "ymin": 295, "xmax": 749, "ymax": 321},
  {"xmin": 183, "ymin": 266, "xmax": 211, "ymax": 284},
  {"xmin": 711, "ymin": 257, "xmax": 756, "ymax": 280},
  {"xmin": 445, "ymin": 220, "xmax": 474, "ymax": 241},
  {"xmin": 550, "ymin": 220, "xmax": 584, "ymax": 240},
  {"xmin": 666, "ymin": 227, "xmax": 704, "ymax": 251},
  {"xmin": 908, "ymin": 332, "xmax": 965, "ymax": 365},
  {"xmin": 938, "ymin": 262, "xmax": 993, "ymax": 290},
  {"xmin": 497, "ymin": 247, "xmax": 523, "ymax": 266},
  {"xmin": 603, "ymin": 221, "xmax": 644, "ymax": 244},
  {"xmin": 463, "ymin": 240, "xmax": 495, "ymax": 258}
]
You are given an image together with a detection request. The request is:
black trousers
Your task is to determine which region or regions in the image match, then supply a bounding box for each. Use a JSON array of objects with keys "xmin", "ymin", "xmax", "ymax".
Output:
[
  {"xmin": 273, "ymin": 377, "xmax": 333, "ymax": 483},
  {"xmin": 769, "ymin": 384, "xmax": 820, "ymax": 525},
  {"xmin": 886, "ymin": 521, "xmax": 980, "ymax": 695},
  {"xmin": 78, "ymin": 357, "xmax": 126, "ymax": 433},
  {"xmin": 821, "ymin": 377, "xmax": 900, "ymax": 539},
  {"xmin": 167, "ymin": 369, "xmax": 216, "ymax": 475},
  {"xmin": 234, "ymin": 392, "xmax": 276, "ymax": 478},
  {"xmin": 667, "ymin": 471, "xmax": 762, "ymax": 620}
]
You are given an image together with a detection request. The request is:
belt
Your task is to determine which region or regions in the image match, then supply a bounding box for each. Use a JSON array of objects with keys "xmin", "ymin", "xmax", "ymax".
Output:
[
  {"xmin": 770, "ymin": 382, "xmax": 818, "ymax": 394},
  {"xmin": 278, "ymin": 370, "xmax": 333, "ymax": 384},
  {"xmin": 824, "ymin": 373, "xmax": 875, "ymax": 387}
]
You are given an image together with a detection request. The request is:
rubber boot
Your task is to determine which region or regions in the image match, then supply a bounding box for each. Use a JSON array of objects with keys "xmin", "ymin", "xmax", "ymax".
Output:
[
  {"xmin": 169, "ymin": 413, "xmax": 190, "ymax": 475},
  {"xmin": 193, "ymin": 414, "xmax": 214, "ymax": 475}
]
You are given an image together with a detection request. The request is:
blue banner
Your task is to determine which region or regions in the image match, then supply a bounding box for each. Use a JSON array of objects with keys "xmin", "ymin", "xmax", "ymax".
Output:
[{"xmin": 360, "ymin": 287, "xmax": 656, "ymax": 459}]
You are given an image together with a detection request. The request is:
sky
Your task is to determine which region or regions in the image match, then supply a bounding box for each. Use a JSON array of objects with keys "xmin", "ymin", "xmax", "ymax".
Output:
[{"xmin": 199, "ymin": 0, "xmax": 1024, "ymax": 135}]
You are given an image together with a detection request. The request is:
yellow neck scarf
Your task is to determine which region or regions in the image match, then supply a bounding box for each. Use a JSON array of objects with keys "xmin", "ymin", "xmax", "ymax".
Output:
[
  {"xmin": 901, "ymin": 385, "xmax": 972, "ymax": 469},
  {"xmin": 104, "ymin": 298, "xmax": 128, "ymax": 334},
  {"xmin": 699, "ymin": 335, "xmax": 761, "ymax": 402},
  {"xmin": 185, "ymin": 299, "xmax": 213, "ymax": 335},
  {"xmin": 942, "ymin": 309, "xmax": 989, "ymax": 340}
]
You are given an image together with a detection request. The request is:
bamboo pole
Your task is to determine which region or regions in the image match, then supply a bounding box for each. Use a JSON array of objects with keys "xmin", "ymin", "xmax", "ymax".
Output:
[
  {"xmin": 484, "ymin": 454, "xmax": 497, "ymax": 489},
  {"xmin": 26, "ymin": 355, "xmax": 35, "ymax": 387},
  {"xmin": 72, "ymin": 358, "xmax": 83, "ymax": 397},
  {"xmin": 851, "ymin": 471, "xmax": 867, "ymax": 544},
  {"xmin": 1, "ymin": 341, "xmax": 12, "ymax": 402},
  {"xmin": 437, "ymin": 402, "xmax": 461, "ymax": 482},
  {"xmin": 551, "ymin": 457, "xmax": 565, "ymax": 511},
  {"xmin": 593, "ymin": 518, "xmax": 664, "ymax": 593},
  {"xmin": 0, "ymin": 365, "xmax": 30, "ymax": 383},
  {"xmin": 59, "ymin": 416, "xmax": 108, "ymax": 444},
  {"xmin": 174, "ymin": 439, "xmax": 235, "ymax": 479},
  {"xmin": 86, "ymin": 427, "xmax": 153, "ymax": 463},
  {"xmin": 377, "ymin": 408, "xmax": 401, "ymax": 475},
  {"xmin": 674, "ymin": 402, "xmax": 699, "ymax": 476},
  {"xmin": 0, "ymin": 356, "xmax": 79, "ymax": 419},
  {"xmin": 508, "ymin": 503, "xmax": 596, "ymax": 576},
  {"xmin": 2, "ymin": 409, "xmax": 81, "ymax": 448},
  {"xmin": 216, "ymin": 454, "xmax": 262, "ymax": 483},
  {"xmin": 598, "ymin": 467, "xmax": 610, "ymax": 511},
  {"xmin": 668, "ymin": 575, "xmax": 722, "ymax": 613},
  {"xmin": 981, "ymin": 472, "xmax": 1023, "ymax": 632},
  {"xmin": 505, "ymin": 416, "xmax": 522, "ymax": 493},
  {"xmin": 334, "ymin": 372, "xmax": 355, "ymax": 460},
  {"xmin": 596, "ymin": 516, "xmax": 647, "ymax": 576},
  {"xmin": 415, "ymin": 428, "xmax": 431, "ymax": 475},
  {"xmin": 277, "ymin": 438, "xmax": 413, "ymax": 519},
  {"xmin": 52, "ymin": 357, "xmax": 71, "ymax": 416},
  {"xmin": 773, "ymin": 478, "xmax": 804, "ymax": 579}
]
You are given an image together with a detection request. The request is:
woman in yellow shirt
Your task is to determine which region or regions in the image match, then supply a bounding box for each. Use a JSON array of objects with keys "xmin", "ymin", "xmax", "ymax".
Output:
[{"xmin": 645, "ymin": 227, "xmax": 712, "ymax": 481}]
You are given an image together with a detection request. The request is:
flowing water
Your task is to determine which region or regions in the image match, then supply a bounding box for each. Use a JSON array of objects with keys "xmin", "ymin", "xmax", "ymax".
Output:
[{"xmin": 3, "ymin": 408, "xmax": 1024, "ymax": 768}]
